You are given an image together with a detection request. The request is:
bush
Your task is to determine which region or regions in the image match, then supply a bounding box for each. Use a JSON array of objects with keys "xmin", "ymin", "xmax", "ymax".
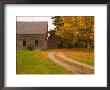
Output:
[{"xmin": 27, "ymin": 44, "xmax": 35, "ymax": 51}]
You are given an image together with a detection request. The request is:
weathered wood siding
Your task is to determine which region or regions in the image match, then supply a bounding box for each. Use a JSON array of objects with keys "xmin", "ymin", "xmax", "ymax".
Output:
[{"xmin": 16, "ymin": 34, "xmax": 47, "ymax": 50}]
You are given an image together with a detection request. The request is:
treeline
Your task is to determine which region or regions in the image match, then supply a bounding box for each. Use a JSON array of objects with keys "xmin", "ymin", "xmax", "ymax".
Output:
[{"xmin": 50, "ymin": 16, "xmax": 94, "ymax": 50}]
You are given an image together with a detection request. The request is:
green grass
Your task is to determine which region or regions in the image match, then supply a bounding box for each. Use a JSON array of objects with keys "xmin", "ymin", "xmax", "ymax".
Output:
[
  {"xmin": 72, "ymin": 56, "xmax": 94, "ymax": 66},
  {"xmin": 16, "ymin": 50, "xmax": 72, "ymax": 74}
]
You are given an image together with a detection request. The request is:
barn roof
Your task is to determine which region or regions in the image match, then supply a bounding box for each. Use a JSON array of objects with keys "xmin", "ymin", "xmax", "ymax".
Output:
[{"xmin": 16, "ymin": 21, "xmax": 48, "ymax": 34}]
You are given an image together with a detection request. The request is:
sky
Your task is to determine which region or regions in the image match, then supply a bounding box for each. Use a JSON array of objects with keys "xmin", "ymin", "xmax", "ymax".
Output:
[{"xmin": 17, "ymin": 16, "xmax": 56, "ymax": 31}]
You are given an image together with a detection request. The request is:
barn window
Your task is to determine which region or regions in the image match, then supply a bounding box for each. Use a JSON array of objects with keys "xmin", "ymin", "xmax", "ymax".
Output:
[
  {"xmin": 35, "ymin": 40, "xmax": 38, "ymax": 46},
  {"xmin": 23, "ymin": 40, "xmax": 26, "ymax": 46}
]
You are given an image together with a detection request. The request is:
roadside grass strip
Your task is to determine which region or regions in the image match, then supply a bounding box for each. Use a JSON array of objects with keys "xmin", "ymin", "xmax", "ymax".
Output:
[{"xmin": 57, "ymin": 52, "xmax": 94, "ymax": 70}]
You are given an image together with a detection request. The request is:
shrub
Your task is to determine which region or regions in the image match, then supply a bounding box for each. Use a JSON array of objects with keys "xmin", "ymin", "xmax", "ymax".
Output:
[{"xmin": 27, "ymin": 44, "xmax": 35, "ymax": 51}]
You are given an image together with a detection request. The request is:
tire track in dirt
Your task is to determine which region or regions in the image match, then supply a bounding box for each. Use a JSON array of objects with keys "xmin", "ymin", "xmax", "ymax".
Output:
[
  {"xmin": 57, "ymin": 52, "xmax": 94, "ymax": 70},
  {"xmin": 48, "ymin": 51, "xmax": 94, "ymax": 74}
]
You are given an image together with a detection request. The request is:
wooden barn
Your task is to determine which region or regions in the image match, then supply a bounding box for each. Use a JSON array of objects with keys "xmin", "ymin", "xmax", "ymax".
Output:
[{"xmin": 16, "ymin": 21, "xmax": 48, "ymax": 50}]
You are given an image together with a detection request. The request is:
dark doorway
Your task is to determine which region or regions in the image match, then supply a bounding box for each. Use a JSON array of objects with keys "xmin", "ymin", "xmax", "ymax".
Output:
[{"xmin": 23, "ymin": 40, "xmax": 26, "ymax": 46}]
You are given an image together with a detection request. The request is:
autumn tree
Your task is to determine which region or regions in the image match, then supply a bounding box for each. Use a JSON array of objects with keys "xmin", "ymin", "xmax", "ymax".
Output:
[
  {"xmin": 76, "ymin": 16, "xmax": 94, "ymax": 50},
  {"xmin": 51, "ymin": 16, "xmax": 94, "ymax": 50},
  {"xmin": 51, "ymin": 16, "xmax": 64, "ymax": 30}
]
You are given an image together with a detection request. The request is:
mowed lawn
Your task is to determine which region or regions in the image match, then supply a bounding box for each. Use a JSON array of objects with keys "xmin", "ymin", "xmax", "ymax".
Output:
[
  {"xmin": 16, "ymin": 50, "xmax": 72, "ymax": 74},
  {"xmin": 16, "ymin": 48, "xmax": 94, "ymax": 74},
  {"xmin": 56, "ymin": 48, "xmax": 94, "ymax": 66}
]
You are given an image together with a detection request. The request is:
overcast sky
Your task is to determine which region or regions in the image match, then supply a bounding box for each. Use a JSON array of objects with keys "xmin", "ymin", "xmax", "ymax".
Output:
[{"xmin": 17, "ymin": 16, "xmax": 56, "ymax": 30}]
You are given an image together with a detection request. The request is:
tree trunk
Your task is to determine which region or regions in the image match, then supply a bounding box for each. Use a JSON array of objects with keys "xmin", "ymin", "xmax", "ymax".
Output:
[{"xmin": 87, "ymin": 40, "xmax": 91, "ymax": 51}]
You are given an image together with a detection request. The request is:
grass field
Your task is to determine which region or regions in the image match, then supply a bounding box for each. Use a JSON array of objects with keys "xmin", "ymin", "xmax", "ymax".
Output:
[
  {"xmin": 16, "ymin": 50, "xmax": 72, "ymax": 74},
  {"xmin": 16, "ymin": 48, "xmax": 94, "ymax": 74}
]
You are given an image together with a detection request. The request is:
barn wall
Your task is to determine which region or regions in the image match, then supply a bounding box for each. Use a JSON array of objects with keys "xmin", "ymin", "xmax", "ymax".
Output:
[
  {"xmin": 16, "ymin": 34, "xmax": 47, "ymax": 50},
  {"xmin": 47, "ymin": 35, "xmax": 62, "ymax": 49}
]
